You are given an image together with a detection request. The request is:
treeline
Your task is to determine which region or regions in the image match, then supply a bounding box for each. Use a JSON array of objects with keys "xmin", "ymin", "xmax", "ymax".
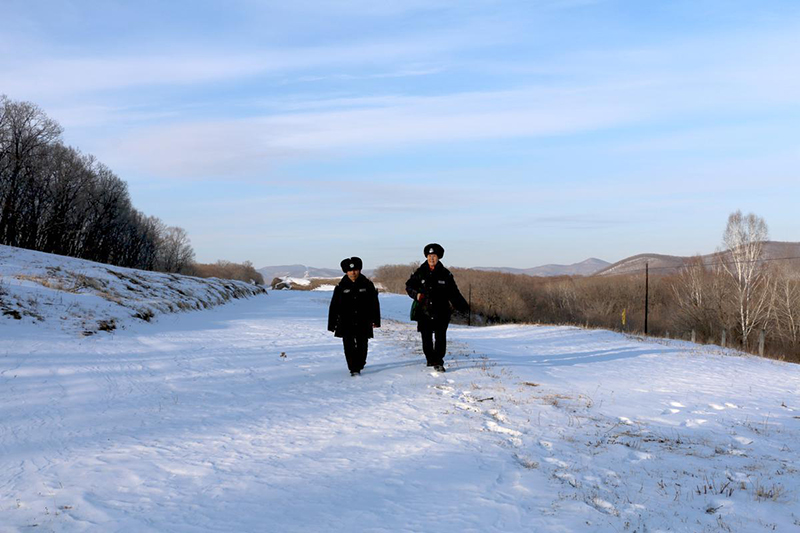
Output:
[
  {"xmin": 192, "ymin": 261, "xmax": 264, "ymax": 285},
  {"xmin": 375, "ymin": 252, "xmax": 800, "ymax": 363},
  {"xmin": 0, "ymin": 95, "xmax": 196, "ymax": 272},
  {"xmin": 374, "ymin": 263, "xmax": 674, "ymax": 332}
]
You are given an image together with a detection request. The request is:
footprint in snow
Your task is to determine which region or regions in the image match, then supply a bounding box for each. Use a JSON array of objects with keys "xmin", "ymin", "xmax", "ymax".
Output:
[
  {"xmin": 588, "ymin": 497, "xmax": 619, "ymax": 516},
  {"xmin": 485, "ymin": 421, "xmax": 523, "ymax": 447},
  {"xmin": 728, "ymin": 471, "xmax": 750, "ymax": 483},
  {"xmin": 709, "ymin": 403, "xmax": 726, "ymax": 410},
  {"xmin": 554, "ymin": 471, "xmax": 579, "ymax": 488},
  {"xmin": 544, "ymin": 457, "xmax": 569, "ymax": 468},
  {"xmin": 602, "ymin": 470, "xmax": 621, "ymax": 488},
  {"xmin": 454, "ymin": 402, "xmax": 481, "ymax": 413},
  {"xmin": 669, "ymin": 401, "xmax": 686, "ymax": 408},
  {"xmin": 485, "ymin": 420, "xmax": 522, "ymax": 437},
  {"xmin": 513, "ymin": 453, "xmax": 539, "ymax": 470},
  {"xmin": 488, "ymin": 409, "xmax": 509, "ymax": 423},
  {"xmin": 682, "ymin": 418, "xmax": 708, "ymax": 427},
  {"xmin": 628, "ymin": 450, "xmax": 651, "ymax": 462}
]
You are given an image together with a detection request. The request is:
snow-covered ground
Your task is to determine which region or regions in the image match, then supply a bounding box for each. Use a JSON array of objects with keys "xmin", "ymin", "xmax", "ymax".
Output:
[
  {"xmin": 2, "ymin": 255, "xmax": 800, "ymax": 531},
  {"xmin": 0, "ymin": 245, "xmax": 265, "ymax": 336}
]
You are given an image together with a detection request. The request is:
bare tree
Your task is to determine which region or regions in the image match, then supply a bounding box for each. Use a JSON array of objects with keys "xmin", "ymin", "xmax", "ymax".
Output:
[
  {"xmin": 674, "ymin": 257, "xmax": 710, "ymax": 334},
  {"xmin": 772, "ymin": 266, "xmax": 800, "ymax": 350},
  {"xmin": 156, "ymin": 225, "xmax": 195, "ymax": 273},
  {"xmin": 0, "ymin": 95, "xmax": 199, "ymax": 272},
  {"xmin": 720, "ymin": 210, "xmax": 771, "ymax": 348},
  {"xmin": 0, "ymin": 96, "xmax": 63, "ymax": 245},
  {"xmin": 37, "ymin": 145, "xmax": 91, "ymax": 254}
]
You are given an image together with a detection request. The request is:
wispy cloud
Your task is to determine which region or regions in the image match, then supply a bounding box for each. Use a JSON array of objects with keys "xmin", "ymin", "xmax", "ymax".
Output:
[
  {"xmin": 53, "ymin": 16, "xmax": 790, "ymax": 182},
  {"xmin": 0, "ymin": 32, "xmax": 479, "ymax": 101},
  {"xmin": 528, "ymin": 215, "xmax": 627, "ymax": 229},
  {"xmin": 291, "ymin": 66, "xmax": 445, "ymax": 84},
  {"xmin": 104, "ymin": 86, "xmax": 637, "ymax": 178},
  {"xmin": 1, "ymin": 54, "xmax": 263, "ymax": 100}
]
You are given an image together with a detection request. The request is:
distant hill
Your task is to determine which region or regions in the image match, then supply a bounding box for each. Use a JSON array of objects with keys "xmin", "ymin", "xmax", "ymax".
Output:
[
  {"xmin": 596, "ymin": 241, "xmax": 800, "ymax": 276},
  {"xmin": 257, "ymin": 265, "xmax": 342, "ymax": 281},
  {"xmin": 258, "ymin": 264, "xmax": 377, "ymax": 281},
  {"xmin": 595, "ymin": 254, "xmax": 686, "ymax": 277},
  {"xmin": 473, "ymin": 258, "xmax": 610, "ymax": 277}
]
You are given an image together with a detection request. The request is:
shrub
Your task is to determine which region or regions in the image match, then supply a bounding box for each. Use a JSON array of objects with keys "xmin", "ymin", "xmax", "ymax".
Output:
[
  {"xmin": 192, "ymin": 260, "xmax": 265, "ymax": 285},
  {"xmin": 374, "ymin": 263, "xmax": 800, "ymax": 362}
]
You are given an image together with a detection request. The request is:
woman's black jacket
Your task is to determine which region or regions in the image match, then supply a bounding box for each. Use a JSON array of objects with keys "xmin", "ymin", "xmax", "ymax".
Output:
[
  {"xmin": 328, "ymin": 274, "xmax": 381, "ymax": 338},
  {"xmin": 405, "ymin": 262, "xmax": 468, "ymax": 328}
]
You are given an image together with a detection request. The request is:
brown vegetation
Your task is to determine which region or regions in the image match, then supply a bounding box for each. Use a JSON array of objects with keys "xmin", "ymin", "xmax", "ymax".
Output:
[
  {"xmin": 191, "ymin": 260, "xmax": 265, "ymax": 285},
  {"xmin": 374, "ymin": 261, "xmax": 800, "ymax": 363}
]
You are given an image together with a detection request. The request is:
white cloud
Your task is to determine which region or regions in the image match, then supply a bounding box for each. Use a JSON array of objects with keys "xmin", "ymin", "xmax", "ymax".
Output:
[
  {"xmin": 104, "ymin": 86, "xmax": 640, "ymax": 178},
  {"xmin": 1, "ymin": 54, "xmax": 263, "ymax": 100},
  {"xmin": 68, "ymin": 19, "xmax": 798, "ymax": 181},
  {"xmin": 0, "ymin": 31, "xmax": 476, "ymax": 101}
]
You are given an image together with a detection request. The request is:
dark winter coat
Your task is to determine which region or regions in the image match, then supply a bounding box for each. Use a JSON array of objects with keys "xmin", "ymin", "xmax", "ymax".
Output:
[
  {"xmin": 328, "ymin": 274, "xmax": 381, "ymax": 338},
  {"xmin": 405, "ymin": 262, "xmax": 468, "ymax": 329}
]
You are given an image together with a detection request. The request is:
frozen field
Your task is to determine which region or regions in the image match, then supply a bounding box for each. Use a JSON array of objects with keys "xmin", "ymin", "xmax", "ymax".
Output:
[{"xmin": 2, "ymin": 266, "xmax": 799, "ymax": 532}]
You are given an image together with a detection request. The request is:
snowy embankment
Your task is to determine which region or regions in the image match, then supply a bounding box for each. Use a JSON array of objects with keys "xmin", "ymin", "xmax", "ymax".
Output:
[
  {"xmin": 1, "ymin": 256, "xmax": 799, "ymax": 531},
  {"xmin": 0, "ymin": 245, "xmax": 265, "ymax": 336}
]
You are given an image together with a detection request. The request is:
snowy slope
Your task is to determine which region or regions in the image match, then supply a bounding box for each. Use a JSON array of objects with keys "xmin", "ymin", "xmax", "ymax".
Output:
[
  {"xmin": 2, "ymin": 287, "xmax": 799, "ymax": 531},
  {"xmin": 0, "ymin": 245, "xmax": 265, "ymax": 336}
]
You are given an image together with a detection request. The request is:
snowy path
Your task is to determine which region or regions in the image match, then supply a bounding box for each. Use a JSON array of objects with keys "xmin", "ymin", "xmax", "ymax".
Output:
[{"xmin": 2, "ymin": 291, "xmax": 800, "ymax": 532}]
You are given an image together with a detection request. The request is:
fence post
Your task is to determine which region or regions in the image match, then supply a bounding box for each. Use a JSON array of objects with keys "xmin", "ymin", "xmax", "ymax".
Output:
[
  {"xmin": 468, "ymin": 285, "xmax": 472, "ymax": 327},
  {"xmin": 759, "ymin": 330, "xmax": 765, "ymax": 357},
  {"xmin": 644, "ymin": 263, "xmax": 649, "ymax": 335},
  {"xmin": 691, "ymin": 330, "xmax": 696, "ymax": 343},
  {"xmin": 721, "ymin": 329, "xmax": 726, "ymax": 348}
]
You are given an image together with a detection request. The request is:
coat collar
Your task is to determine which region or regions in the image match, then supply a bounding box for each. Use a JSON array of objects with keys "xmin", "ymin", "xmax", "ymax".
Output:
[
  {"xmin": 340, "ymin": 274, "xmax": 369, "ymax": 286},
  {"xmin": 418, "ymin": 261, "xmax": 445, "ymax": 275}
]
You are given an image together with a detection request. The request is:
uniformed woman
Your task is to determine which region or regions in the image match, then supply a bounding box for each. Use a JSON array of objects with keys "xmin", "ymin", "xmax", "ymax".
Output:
[{"xmin": 328, "ymin": 257, "xmax": 381, "ymax": 376}]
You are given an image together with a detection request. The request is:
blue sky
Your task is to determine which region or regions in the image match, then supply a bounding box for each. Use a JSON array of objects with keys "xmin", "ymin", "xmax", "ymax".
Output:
[{"xmin": 2, "ymin": 0, "xmax": 798, "ymax": 269}]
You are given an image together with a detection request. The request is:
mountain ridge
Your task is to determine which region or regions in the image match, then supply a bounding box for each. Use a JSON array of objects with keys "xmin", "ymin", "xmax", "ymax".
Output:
[
  {"xmin": 596, "ymin": 241, "xmax": 800, "ymax": 276},
  {"xmin": 472, "ymin": 258, "xmax": 610, "ymax": 277}
]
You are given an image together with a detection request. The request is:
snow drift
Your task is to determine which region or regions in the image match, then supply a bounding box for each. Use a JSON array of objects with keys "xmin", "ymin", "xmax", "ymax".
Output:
[{"xmin": 0, "ymin": 244, "xmax": 266, "ymax": 336}]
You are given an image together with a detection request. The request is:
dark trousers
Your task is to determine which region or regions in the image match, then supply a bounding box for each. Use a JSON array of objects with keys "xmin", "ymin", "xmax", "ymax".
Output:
[
  {"xmin": 419, "ymin": 324, "xmax": 447, "ymax": 366},
  {"xmin": 342, "ymin": 336, "xmax": 369, "ymax": 372}
]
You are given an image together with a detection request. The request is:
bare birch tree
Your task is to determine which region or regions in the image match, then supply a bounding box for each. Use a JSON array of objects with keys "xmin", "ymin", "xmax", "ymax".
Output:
[
  {"xmin": 720, "ymin": 210, "xmax": 771, "ymax": 348},
  {"xmin": 772, "ymin": 266, "xmax": 800, "ymax": 350}
]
